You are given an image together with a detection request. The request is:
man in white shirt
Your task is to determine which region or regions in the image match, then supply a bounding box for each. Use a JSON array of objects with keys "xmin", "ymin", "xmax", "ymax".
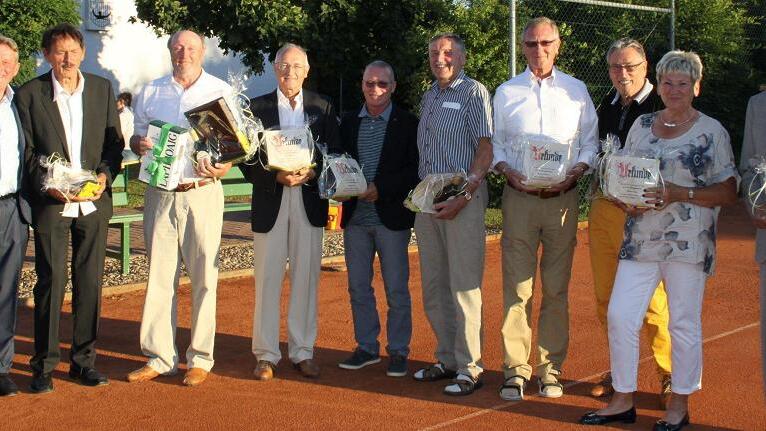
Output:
[
  {"xmin": 116, "ymin": 92, "xmax": 136, "ymax": 162},
  {"xmin": 16, "ymin": 24, "xmax": 123, "ymax": 394},
  {"xmin": 126, "ymin": 30, "xmax": 232, "ymax": 387},
  {"xmin": 492, "ymin": 17, "xmax": 598, "ymax": 401},
  {"xmin": 0, "ymin": 34, "xmax": 30, "ymax": 397},
  {"xmin": 243, "ymin": 43, "xmax": 340, "ymax": 381}
]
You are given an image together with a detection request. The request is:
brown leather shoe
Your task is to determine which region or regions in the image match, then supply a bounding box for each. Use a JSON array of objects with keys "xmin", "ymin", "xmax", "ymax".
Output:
[
  {"xmin": 126, "ymin": 365, "xmax": 161, "ymax": 383},
  {"xmin": 293, "ymin": 359, "xmax": 320, "ymax": 378},
  {"xmin": 590, "ymin": 372, "xmax": 615, "ymax": 398},
  {"xmin": 659, "ymin": 374, "xmax": 672, "ymax": 410},
  {"xmin": 183, "ymin": 368, "xmax": 209, "ymax": 387},
  {"xmin": 253, "ymin": 360, "xmax": 276, "ymax": 381}
]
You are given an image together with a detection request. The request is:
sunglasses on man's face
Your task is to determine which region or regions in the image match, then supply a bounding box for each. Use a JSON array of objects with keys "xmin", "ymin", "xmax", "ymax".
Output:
[
  {"xmin": 523, "ymin": 39, "xmax": 558, "ymax": 48},
  {"xmin": 364, "ymin": 80, "xmax": 390, "ymax": 89}
]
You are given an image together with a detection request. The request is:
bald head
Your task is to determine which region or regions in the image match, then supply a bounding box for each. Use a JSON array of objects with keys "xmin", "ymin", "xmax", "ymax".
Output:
[{"xmin": 168, "ymin": 30, "xmax": 205, "ymax": 84}]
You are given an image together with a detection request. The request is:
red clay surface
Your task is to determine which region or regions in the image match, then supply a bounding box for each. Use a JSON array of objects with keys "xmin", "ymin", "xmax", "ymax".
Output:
[{"xmin": 4, "ymin": 205, "xmax": 765, "ymax": 430}]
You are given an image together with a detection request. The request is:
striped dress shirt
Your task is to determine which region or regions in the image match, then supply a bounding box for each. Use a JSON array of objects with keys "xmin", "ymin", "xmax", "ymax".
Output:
[
  {"xmin": 417, "ymin": 71, "xmax": 492, "ymax": 179},
  {"xmin": 348, "ymin": 103, "xmax": 391, "ymax": 226}
]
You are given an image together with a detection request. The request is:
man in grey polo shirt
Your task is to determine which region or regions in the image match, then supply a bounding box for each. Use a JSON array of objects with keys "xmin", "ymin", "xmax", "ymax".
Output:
[{"xmin": 412, "ymin": 33, "xmax": 493, "ymax": 396}]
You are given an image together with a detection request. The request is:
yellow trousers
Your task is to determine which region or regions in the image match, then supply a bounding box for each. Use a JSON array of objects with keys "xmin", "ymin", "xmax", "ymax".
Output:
[{"xmin": 588, "ymin": 198, "xmax": 672, "ymax": 376}]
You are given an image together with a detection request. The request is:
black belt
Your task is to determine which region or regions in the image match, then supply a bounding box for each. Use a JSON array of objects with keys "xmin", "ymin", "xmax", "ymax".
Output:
[{"xmin": 0, "ymin": 192, "xmax": 17, "ymax": 200}]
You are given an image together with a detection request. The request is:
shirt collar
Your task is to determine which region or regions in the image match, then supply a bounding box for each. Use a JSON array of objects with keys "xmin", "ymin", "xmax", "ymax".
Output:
[
  {"xmin": 277, "ymin": 87, "xmax": 303, "ymax": 108},
  {"xmin": 430, "ymin": 70, "xmax": 467, "ymax": 92},
  {"xmin": 0, "ymin": 85, "xmax": 13, "ymax": 106},
  {"xmin": 524, "ymin": 66, "xmax": 558, "ymax": 86},
  {"xmin": 169, "ymin": 69, "xmax": 209, "ymax": 91},
  {"xmin": 358, "ymin": 102, "xmax": 392, "ymax": 121},
  {"xmin": 51, "ymin": 69, "xmax": 85, "ymax": 101},
  {"xmin": 611, "ymin": 79, "xmax": 654, "ymax": 105}
]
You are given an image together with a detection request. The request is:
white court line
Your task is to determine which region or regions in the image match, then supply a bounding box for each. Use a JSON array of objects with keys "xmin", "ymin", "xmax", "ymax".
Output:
[{"xmin": 419, "ymin": 321, "xmax": 761, "ymax": 431}]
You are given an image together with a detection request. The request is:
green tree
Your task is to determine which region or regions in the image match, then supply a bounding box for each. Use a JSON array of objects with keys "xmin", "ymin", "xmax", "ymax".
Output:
[{"xmin": 0, "ymin": 0, "xmax": 80, "ymax": 85}]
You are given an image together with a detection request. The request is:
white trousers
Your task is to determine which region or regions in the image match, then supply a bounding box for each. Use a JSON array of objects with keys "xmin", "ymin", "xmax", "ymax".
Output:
[
  {"xmin": 140, "ymin": 182, "xmax": 224, "ymax": 373},
  {"xmin": 252, "ymin": 186, "xmax": 323, "ymax": 364},
  {"xmin": 609, "ymin": 260, "xmax": 706, "ymax": 394}
]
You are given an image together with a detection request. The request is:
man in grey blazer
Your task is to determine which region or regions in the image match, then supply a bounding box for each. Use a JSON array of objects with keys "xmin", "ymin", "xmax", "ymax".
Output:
[
  {"xmin": 739, "ymin": 89, "xmax": 766, "ymax": 394},
  {"xmin": 0, "ymin": 35, "xmax": 32, "ymax": 397}
]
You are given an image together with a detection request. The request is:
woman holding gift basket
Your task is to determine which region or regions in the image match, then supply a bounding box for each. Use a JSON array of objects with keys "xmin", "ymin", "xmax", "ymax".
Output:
[{"xmin": 580, "ymin": 50, "xmax": 738, "ymax": 430}]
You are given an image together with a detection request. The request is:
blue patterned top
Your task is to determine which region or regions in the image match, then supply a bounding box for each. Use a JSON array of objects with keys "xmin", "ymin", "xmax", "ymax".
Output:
[{"xmin": 618, "ymin": 112, "xmax": 739, "ymax": 274}]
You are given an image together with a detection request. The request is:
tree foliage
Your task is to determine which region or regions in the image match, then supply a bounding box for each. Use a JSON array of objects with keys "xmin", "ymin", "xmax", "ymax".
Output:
[{"xmin": 0, "ymin": 0, "xmax": 80, "ymax": 85}]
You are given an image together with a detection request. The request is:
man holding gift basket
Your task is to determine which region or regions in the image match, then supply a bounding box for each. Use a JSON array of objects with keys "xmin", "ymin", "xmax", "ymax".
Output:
[
  {"xmin": 242, "ymin": 43, "xmax": 340, "ymax": 381},
  {"xmin": 126, "ymin": 30, "xmax": 232, "ymax": 387},
  {"xmin": 411, "ymin": 33, "xmax": 493, "ymax": 396},
  {"xmin": 491, "ymin": 17, "xmax": 597, "ymax": 400},
  {"xmin": 16, "ymin": 24, "xmax": 123, "ymax": 393}
]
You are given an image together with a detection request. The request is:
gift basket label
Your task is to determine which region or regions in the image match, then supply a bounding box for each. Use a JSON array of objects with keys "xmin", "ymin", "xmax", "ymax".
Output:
[
  {"xmin": 184, "ymin": 96, "xmax": 253, "ymax": 165},
  {"xmin": 404, "ymin": 173, "xmax": 467, "ymax": 214},
  {"xmin": 604, "ymin": 155, "xmax": 660, "ymax": 207},
  {"xmin": 520, "ymin": 137, "xmax": 571, "ymax": 188},
  {"xmin": 319, "ymin": 155, "xmax": 367, "ymax": 199},
  {"xmin": 139, "ymin": 120, "xmax": 189, "ymax": 190},
  {"xmin": 262, "ymin": 128, "xmax": 314, "ymax": 172}
]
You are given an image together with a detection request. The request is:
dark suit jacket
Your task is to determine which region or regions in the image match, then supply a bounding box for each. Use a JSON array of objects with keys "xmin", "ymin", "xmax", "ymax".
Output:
[
  {"xmin": 240, "ymin": 90, "xmax": 340, "ymax": 233},
  {"xmin": 10, "ymin": 100, "xmax": 32, "ymax": 224},
  {"xmin": 15, "ymin": 71, "xmax": 123, "ymax": 227},
  {"xmin": 339, "ymin": 103, "xmax": 419, "ymax": 231}
]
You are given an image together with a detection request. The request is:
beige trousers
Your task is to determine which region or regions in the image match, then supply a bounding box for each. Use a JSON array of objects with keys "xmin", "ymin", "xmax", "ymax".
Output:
[
  {"xmin": 501, "ymin": 185, "xmax": 578, "ymax": 380},
  {"xmin": 414, "ymin": 184, "xmax": 487, "ymax": 378},
  {"xmin": 252, "ymin": 186, "xmax": 323, "ymax": 365},
  {"xmin": 140, "ymin": 182, "xmax": 224, "ymax": 374}
]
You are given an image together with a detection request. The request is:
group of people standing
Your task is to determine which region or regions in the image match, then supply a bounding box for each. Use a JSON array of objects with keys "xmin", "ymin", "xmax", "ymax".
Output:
[{"xmin": 0, "ymin": 15, "xmax": 760, "ymax": 431}]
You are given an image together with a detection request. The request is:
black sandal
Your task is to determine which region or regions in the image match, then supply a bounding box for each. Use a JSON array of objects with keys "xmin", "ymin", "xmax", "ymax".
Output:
[
  {"xmin": 443, "ymin": 374, "xmax": 483, "ymax": 396},
  {"xmin": 412, "ymin": 363, "xmax": 456, "ymax": 382},
  {"xmin": 499, "ymin": 375, "xmax": 527, "ymax": 401}
]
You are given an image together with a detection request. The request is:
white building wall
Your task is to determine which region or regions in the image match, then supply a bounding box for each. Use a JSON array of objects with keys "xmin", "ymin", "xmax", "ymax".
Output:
[{"xmin": 37, "ymin": 0, "xmax": 275, "ymax": 98}]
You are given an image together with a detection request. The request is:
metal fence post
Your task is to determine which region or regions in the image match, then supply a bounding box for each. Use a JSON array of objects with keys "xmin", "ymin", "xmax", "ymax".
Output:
[
  {"xmin": 510, "ymin": 0, "xmax": 517, "ymax": 78},
  {"xmin": 670, "ymin": 0, "xmax": 676, "ymax": 50}
]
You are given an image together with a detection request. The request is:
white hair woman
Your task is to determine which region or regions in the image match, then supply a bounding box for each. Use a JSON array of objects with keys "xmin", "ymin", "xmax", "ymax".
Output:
[{"xmin": 580, "ymin": 50, "xmax": 739, "ymax": 430}]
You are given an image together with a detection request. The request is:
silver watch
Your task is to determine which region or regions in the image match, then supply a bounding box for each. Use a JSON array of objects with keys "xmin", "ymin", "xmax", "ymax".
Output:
[{"xmin": 687, "ymin": 188, "xmax": 695, "ymax": 200}]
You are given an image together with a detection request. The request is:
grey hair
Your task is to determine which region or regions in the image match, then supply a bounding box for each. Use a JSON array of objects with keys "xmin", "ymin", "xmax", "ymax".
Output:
[
  {"xmin": 364, "ymin": 60, "xmax": 396, "ymax": 82},
  {"xmin": 429, "ymin": 33, "xmax": 466, "ymax": 55},
  {"xmin": 275, "ymin": 43, "xmax": 309, "ymax": 67},
  {"xmin": 523, "ymin": 17, "xmax": 560, "ymax": 40},
  {"xmin": 0, "ymin": 35, "xmax": 18, "ymax": 60},
  {"xmin": 605, "ymin": 38, "xmax": 646, "ymax": 64},
  {"xmin": 656, "ymin": 50, "xmax": 703, "ymax": 83},
  {"xmin": 167, "ymin": 30, "xmax": 205, "ymax": 50}
]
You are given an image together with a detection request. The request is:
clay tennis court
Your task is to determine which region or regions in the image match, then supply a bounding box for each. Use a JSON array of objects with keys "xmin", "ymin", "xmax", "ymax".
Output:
[{"xmin": 3, "ymin": 205, "xmax": 764, "ymax": 430}]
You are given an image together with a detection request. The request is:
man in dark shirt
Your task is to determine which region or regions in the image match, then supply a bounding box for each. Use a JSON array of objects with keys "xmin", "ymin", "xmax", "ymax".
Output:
[{"xmin": 588, "ymin": 38, "xmax": 671, "ymax": 408}]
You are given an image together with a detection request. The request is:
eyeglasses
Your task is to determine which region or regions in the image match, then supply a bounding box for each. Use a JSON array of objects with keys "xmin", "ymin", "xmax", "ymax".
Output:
[
  {"xmin": 364, "ymin": 80, "xmax": 390, "ymax": 89},
  {"xmin": 609, "ymin": 61, "xmax": 645, "ymax": 72},
  {"xmin": 523, "ymin": 39, "xmax": 558, "ymax": 48},
  {"xmin": 276, "ymin": 62, "xmax": 306, "ymax": 73}
]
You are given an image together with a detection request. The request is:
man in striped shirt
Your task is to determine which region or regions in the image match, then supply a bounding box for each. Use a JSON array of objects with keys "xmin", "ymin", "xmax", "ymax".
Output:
[{"xmin": 411, "ymin": 33, "xmax": 493, "ymax": 396}]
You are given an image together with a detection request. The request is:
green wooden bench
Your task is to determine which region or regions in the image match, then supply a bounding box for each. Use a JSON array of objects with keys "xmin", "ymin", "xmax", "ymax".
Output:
[{"xmin": 108, "ymin": 166, "xmax": 253, "ymax": 275}]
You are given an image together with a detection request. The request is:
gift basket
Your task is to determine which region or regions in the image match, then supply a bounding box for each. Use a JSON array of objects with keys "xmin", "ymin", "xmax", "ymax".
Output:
[
  {"xmin": 403, "ymin": 172, "xmax": 468, "ymax": 213},
  {"xmin": 598, "ymin": 134, "xmax": 663, "ymax": 208},
  {"xmin": 317, "ymin": 146, "xmax": 367, "ymax": 199},
  {"xmin": 515, "ymin": 134, "xmax": 574, "ymax": 188},
  {"xmin": 40, "ymin": 153, "xmax": 100, "ymax": 199},
  {"xmin": 746, "ymin": 156, "xmax": 766, "ymax": 221},
  {"xmin": 260, "ymin": 125, "xmax": 315, "ymax": 172},
  {"xmin": 138, "ymin": 120, "xmax": 189, "ymax": 190}
]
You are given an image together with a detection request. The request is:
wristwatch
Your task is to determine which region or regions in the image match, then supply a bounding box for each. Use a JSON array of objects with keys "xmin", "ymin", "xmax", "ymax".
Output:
[
  {"xmin": 687, "ymin": 188, "xmax": 695, "ymax": 200},
  {"xmin": 463, "ymin": 189, "xmax": 473, "ymax": 201}
]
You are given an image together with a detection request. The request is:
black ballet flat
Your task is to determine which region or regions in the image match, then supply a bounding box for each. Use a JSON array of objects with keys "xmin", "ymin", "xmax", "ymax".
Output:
[
  {"xmin": 653, "ymin": 414, "xmax": 690, "ymax": 431},
  {"xmin": 579, "ymin": 406, "xmax": 636, "ymax": 425}
]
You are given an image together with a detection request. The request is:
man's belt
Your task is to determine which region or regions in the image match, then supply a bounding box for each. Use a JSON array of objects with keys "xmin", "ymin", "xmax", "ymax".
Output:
[
  {"xmin": 174, "ymin": 178, "xmax": 216, "ymax": 192},
  {"xmin": 0, "ymin": 192, "xmax": 18, "ymax": 200},
  {"xmin": 524, "ymin": 189, "xmax": 561, "ymax": 199}
]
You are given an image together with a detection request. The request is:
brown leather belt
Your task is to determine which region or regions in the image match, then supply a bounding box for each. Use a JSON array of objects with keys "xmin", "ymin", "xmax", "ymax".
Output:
[{"xmin": 175, "ymin": 178, "xmax": 216, "ymax": 192}]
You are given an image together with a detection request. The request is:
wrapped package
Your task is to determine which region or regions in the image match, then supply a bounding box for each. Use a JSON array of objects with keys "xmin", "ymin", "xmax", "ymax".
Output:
[
  {"xmin": 318, "ymin": 153, "xmax": 367, "ymax": 199},
  {"xmin": 404, "ymin": 172, "xmax": 468, "ymax": 214},
  {"xmin": 518, "ymin": 135, "xmax": 573, "ymax": 188},
  {"xmin": 602, "ymin": 154, "xmax": 662, "ymax": 207},
  {"xmin": 747, "ymin": 157, "xmax": 766, "ymax": 220},
  {"xmin": 185, "ymin": 96, "xmax": 257, "ymax": 165},
  {"xmin": 138, "ymin": 120, "xmax": 189, "ymax": 190},
  {"xmin": 40, "ymin": 153, "xmax": 99, "ymax": 198},
  {"xmin": 261, "ymin": 126, "xmax": 315, "ymax": 171}
]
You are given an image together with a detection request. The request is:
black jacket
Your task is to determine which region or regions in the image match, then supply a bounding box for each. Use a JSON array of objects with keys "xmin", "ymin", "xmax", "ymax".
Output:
[{"xmin": 597, "ymin": 85, "xmax": 663, "ymax": 147}]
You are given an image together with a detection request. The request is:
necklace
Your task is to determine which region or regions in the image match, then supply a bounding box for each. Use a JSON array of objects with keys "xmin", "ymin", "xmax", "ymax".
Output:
[{"xmin": 661, "ymin": 110, "xmax": 697, "ymax": 128}]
